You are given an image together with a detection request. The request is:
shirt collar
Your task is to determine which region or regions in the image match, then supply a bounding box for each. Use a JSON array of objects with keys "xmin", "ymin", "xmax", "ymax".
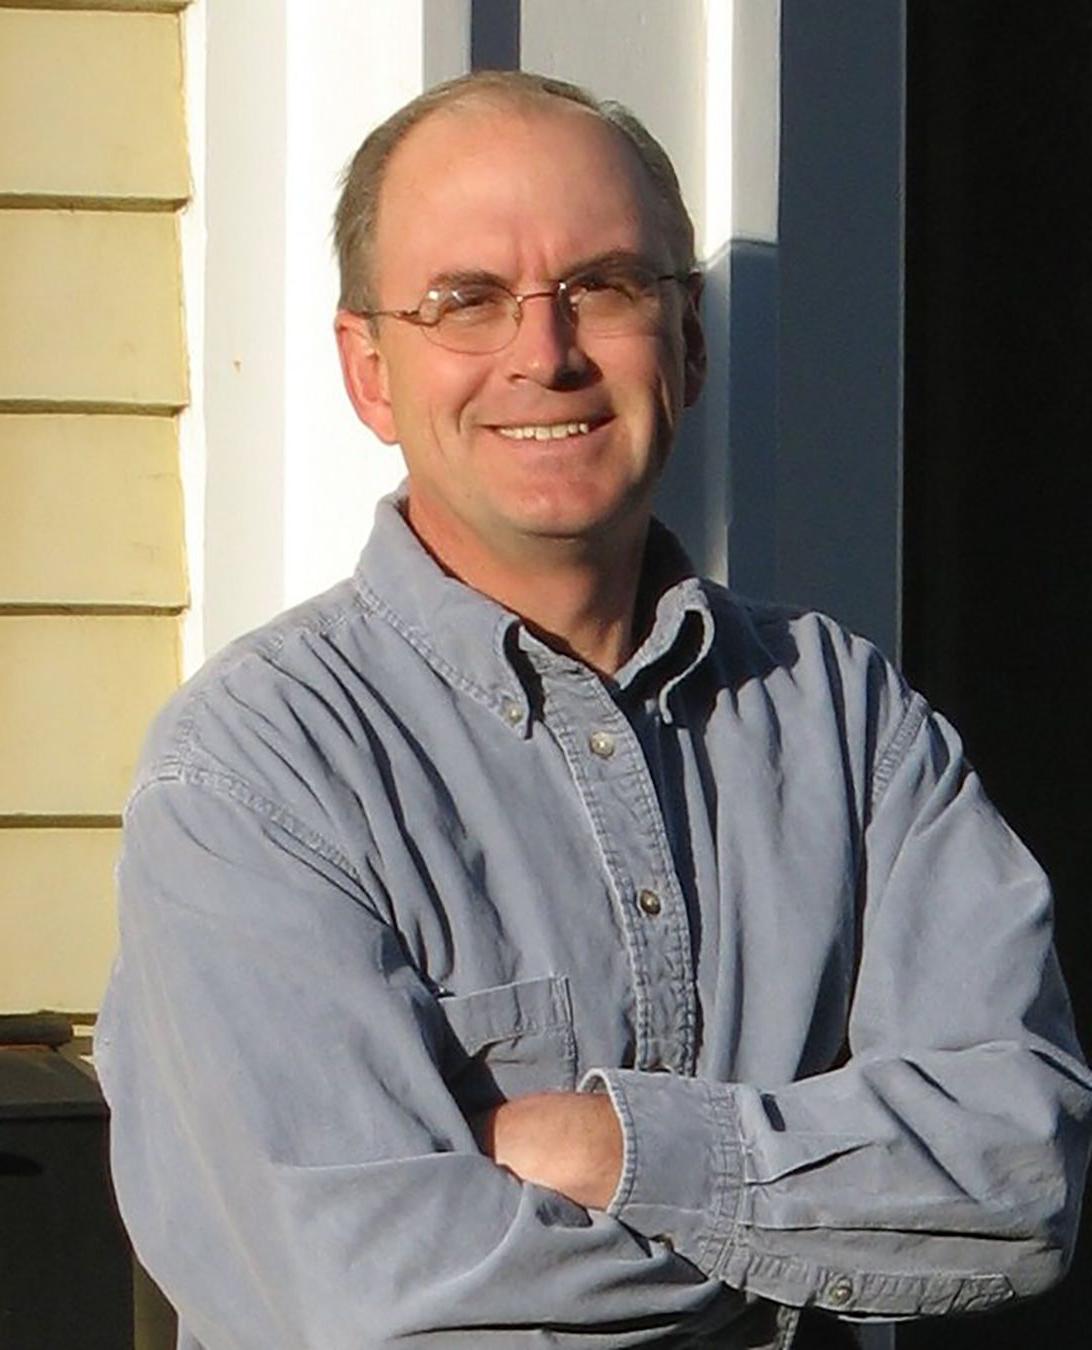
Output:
[{"xmin": 354, "ymin": 490, "xmax": 716, "ymax": 725}]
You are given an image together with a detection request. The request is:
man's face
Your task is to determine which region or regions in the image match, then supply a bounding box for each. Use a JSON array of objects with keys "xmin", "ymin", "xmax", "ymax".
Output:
[{"xmin": 338, "ymin": 99, "xmax": 704, "ymax": 568}]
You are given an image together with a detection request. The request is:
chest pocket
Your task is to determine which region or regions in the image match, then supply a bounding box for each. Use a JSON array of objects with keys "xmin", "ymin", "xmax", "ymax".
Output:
[{"xmin": 439, "ymin": 974, "xmax": 576, "ymax": 1113}]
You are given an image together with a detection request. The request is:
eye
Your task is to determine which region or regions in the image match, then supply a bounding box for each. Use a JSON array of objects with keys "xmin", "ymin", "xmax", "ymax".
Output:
[
  {"xmin": 569, "ymin": 268, "xmax": 654, "ymax": 308},
  {"xmin": 434, "ymin": 284, "xmax": 510, "ymax": 326}
]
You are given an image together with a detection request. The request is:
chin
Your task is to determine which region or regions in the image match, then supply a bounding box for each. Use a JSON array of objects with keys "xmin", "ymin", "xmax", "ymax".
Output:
[{"xmin": 501, "ymin": 490, "xmax": 649, "ymax": 548}]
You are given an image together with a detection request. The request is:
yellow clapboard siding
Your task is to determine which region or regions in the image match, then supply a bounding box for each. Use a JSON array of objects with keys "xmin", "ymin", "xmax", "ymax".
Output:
[
  {"xmin": 0, "ymin": 210, "xmax": 187, "ymax": 408},
  {"xmin": 0, "ymin": 10, "xmax": 188, "ymax": 203},
  {"xmin": 0, "ymin": 414, "xmax": 186, "ymax": 606},
  {"xmin": 0, "ymin": 828, "xmax": 120, "ymax": 1013},
  {"xmin": 0, "ymin": 615, "xmax": 179, "ymax": 815},
  {"xmin": 0, "ymin": 3, "xmax": 190, "ymax": 12}
]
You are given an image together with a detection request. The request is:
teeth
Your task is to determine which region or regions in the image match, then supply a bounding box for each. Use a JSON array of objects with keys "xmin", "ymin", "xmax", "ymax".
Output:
[{"xmin": 496, "ymin": 421, "xmax": 591, "ymax": 441}]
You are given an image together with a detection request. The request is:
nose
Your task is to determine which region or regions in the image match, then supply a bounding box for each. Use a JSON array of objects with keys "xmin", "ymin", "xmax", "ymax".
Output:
[{"xmin": 505, "ymin": 290, "xmax": 589, "ymax": 388}]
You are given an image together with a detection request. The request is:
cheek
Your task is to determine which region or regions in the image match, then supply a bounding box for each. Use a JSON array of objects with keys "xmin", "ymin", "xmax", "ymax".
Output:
[
  {"xmin": 655, "ymin": 334, "xmax": 688, "ymax": 416},
  {"xmin": 405, "ymin": 367, "xmax": 491, "ymax": 442},
  {"xmin": 602, "ymin": 336, "xmax": 671, "ymax": 398},
  {"xmin": 381, "ymin": 338, "xmax": 487, "ymax": 434}
]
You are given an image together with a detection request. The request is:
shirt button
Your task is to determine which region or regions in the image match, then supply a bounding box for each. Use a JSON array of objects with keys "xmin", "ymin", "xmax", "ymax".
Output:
[
  {"xmin": 827, "ymin": 1277, "xmax": 854, "ymax": 1308},
  {"xmin": 503, "ymin": 700, "xmax": 523, "ymax": 726},
  {"xmin": 637, "ymin": 889, "xmax": 662, "ymax": 917},
  {"xmin": 588, "ymin": 730, "xmax": 616, "ymax": 758}
]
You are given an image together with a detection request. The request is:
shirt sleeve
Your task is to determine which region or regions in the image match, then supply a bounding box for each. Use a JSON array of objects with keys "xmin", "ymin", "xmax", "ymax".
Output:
[
  {"xmin": 582, "ymin": 693, "xmax": 1092, "ymax": 1319},
  {"xmin": 95, "ymin": 774, "xmax": 738, "ymax": 1349}
]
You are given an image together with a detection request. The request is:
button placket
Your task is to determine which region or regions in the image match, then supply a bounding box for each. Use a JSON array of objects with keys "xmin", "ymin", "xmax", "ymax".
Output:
[{"xmin": 536, "ymin": 660, "xmax": 697, "ymax": 1074}]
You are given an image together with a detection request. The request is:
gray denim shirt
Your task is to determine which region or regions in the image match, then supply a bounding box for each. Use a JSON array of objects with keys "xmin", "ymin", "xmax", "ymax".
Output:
[{"xmin": 96, "ymin": 494, "xmax": 1092, "ymax": 1349}]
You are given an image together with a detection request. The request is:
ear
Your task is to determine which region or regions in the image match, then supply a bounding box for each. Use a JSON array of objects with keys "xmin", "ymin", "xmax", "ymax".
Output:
[
  {"xmin": 681, "ymin": 273, "xmax": 707, "ymax": 408},
  {"xmin": 334, "ymin": 311, "xmax": 399, "ymax": 444}
]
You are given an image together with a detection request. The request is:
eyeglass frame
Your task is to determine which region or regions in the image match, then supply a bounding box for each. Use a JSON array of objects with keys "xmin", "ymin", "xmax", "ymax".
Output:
[{"xmin": 353, "ymin": 260, "xmax": 700, "ymax": 353}]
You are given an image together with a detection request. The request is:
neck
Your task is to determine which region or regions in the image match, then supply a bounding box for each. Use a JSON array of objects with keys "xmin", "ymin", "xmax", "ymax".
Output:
[{"xmin": 406, "ymin": 502, "xmax": 649, "ymax": 677}]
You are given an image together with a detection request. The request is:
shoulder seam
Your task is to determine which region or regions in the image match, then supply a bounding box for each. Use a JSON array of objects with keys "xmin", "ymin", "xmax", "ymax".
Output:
[
  {"xmin": 127, "ymin": 766, "xmax": 363, "ymax": 882},
  {"xmin": 870, "ymin": 691, "xmax": 929, "ymax": 811},
  {"xmin": 152, "ymin": 597, "xmax": 365, "ymax": 767}
]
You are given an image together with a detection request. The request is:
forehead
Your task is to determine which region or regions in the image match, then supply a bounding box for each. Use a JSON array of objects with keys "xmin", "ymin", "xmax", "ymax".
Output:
[{"xmin": 374, "ymin": 99, "xmax": 662, "ymax": 297}]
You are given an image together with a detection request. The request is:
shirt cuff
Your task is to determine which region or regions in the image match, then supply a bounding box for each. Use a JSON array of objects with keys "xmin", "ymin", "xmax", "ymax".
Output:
[{"xmin": 579, "ymin": 1067, "xmax": 744, "ymax": 1274}]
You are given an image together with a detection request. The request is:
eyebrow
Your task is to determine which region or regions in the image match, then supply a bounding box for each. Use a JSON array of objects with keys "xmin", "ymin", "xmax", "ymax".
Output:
[
  {"xmin": 424, "ymin": 267, "xmax": 508, "ymax": 292},
  {"xmin": 423, "ymin": 249, "xmax": 667, "ymax": 294},
  {"xmin": 563, "ymin": 249, "xmax": 666, "ymax": 277}
]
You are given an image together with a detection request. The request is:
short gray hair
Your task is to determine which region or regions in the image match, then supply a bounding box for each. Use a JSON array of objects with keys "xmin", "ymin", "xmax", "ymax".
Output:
[{"xmin": 334, "ymin": 70, "xmax": 696, "ymax": 314}]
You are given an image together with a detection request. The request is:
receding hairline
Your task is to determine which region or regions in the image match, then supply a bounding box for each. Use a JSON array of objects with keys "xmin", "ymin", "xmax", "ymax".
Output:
[
  {"xmin": 403, "ymin": 80, "xmax": 625, "ymax": 136},
  {"xmin": 334, "ymin": 72, "xmax": 696, "ymax": 313},
  {"xmin": 380, "ymin": 84, "xmax": 633, "ymax": 185},
  {"xmin": 376, "ymin": 90, "xmax": 660, "ymax": 253}
]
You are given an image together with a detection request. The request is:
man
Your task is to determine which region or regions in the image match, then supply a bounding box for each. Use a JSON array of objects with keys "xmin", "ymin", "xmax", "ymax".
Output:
[{"xmin": 96, "ymin": 72, "xmax": 1091, "ymax": 1349}]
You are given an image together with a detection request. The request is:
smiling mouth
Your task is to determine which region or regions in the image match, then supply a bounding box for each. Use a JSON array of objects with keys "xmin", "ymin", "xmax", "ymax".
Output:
[{"xmin": 493, "ymin": 419, "xmax": 599, "ymax": 442}]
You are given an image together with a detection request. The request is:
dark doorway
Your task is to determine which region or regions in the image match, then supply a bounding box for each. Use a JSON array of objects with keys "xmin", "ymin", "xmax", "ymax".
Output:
[{"xmin": 900, "ymin": 3, "xmax": 1092, "ymax": 1346}]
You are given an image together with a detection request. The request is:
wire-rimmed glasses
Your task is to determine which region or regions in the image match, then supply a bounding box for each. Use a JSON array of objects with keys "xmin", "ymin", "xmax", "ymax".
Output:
[{"xmin": 358, "ymin": 262, "xmax": 695, "ymax": 354}]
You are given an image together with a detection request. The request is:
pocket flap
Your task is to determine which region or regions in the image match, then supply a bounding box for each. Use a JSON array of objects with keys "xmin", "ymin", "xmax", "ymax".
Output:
[{"xmin": 439, "ymin": 975, "xmax": 572, "ymax": 1058}]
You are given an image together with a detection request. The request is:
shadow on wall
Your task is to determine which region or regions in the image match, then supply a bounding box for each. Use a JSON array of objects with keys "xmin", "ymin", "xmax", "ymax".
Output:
[{"xmin": 655, "ymin": 238, "xmax": 779, "ymax": 594}]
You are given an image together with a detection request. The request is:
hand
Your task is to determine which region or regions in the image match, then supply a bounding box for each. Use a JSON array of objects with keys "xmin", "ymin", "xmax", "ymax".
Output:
[{"xmin": 475, "ymin": 1091, "xmax": 623, "ymax": 1210}]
